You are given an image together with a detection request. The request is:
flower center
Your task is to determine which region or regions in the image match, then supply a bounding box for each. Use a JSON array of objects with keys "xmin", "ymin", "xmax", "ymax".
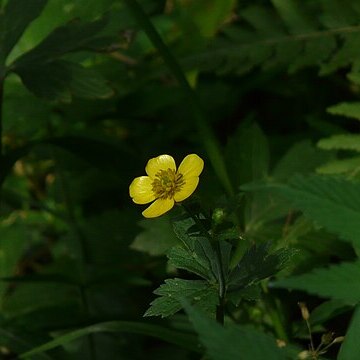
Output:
[{"xmin": 152, "ymin": 168, "xmax": 185, "ymax": 199}]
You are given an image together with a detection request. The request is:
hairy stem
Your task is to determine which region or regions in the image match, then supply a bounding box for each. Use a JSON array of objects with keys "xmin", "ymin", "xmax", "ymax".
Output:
[{"xmin": 123, "ymin": 0, "xmax": 234, "ymax": 197}]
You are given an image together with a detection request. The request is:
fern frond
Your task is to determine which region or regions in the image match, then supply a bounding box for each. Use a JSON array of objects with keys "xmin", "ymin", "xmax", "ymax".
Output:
[
  {"xmin": 327, "ymin": 102, "xmax": 360, "ymax": 121},
  {"xmin": 181, "ymin": 0, "xmax": 360, "ymax": 75},
  {"xmin": 317, "ymin": 157, "xmax": 360, "ymax": 175},
  {"xmin": 318, "ymin": 135, "xmax": 360, "ymax": 152}
]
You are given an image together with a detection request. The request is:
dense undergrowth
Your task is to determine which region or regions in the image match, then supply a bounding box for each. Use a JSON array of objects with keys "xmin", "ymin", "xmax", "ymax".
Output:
[{"xmin": 0, "ymin": 0, "xmax": 360, "ymax": 359}]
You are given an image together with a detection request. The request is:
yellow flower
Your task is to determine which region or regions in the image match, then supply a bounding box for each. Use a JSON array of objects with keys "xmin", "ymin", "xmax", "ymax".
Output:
[{"xmin": 129, "ymin": 154, "xmax": 204, "ymax": 218}]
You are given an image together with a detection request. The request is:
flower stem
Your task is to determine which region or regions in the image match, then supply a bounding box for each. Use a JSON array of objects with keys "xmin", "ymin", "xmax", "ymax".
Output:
[{"xmin": 123, "ymin": 0, "xmax": 234, "ymax": 197}]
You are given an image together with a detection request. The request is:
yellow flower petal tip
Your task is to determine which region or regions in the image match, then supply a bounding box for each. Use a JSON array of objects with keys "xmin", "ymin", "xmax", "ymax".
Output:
[{"xmin": 129, "ymin": 154, "xmax": 204, "ymax": 218}]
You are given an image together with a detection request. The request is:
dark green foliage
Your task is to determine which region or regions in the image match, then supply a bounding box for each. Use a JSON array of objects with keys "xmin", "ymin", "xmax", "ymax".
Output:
[
  {"xmin": 275, "ymin": 261, "xmax": 360, "ymax": 302},
  {"xmin": 1, "ymin": 0, "xmax": 360, "ymax": 358},
  {"xmin": 229, "ymin": 243, "xmax": 296, "ymax": 290},
  {"xmin": 245, "ymin": 175, "xmax": 360, "ymax": 247},
  {"xmin": 180, "ymin": 0, "xmax": 360, "ymax": 76},
  {"xmin": 338, "ymin": 306, "xmax": 360, "ymax": 360},
  {"xmin": 0, "ymin": 0, "xmax": 48, "ymax": 67},
  {"xmin": 144, "ymin": 279, "xmax": 218, "ymax": 317},
  {"xmin": 184, "ymin": 302, "xmax": 288, "ymax": 360}
]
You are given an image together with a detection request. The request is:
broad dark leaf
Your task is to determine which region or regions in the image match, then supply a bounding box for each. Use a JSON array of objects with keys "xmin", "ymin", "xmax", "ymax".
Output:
[{"xmin": 0, "ymin": 0, "xmax": 48, "ymax": 66}]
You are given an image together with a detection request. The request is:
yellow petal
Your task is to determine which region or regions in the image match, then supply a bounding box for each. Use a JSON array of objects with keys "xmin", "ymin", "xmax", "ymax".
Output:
[
  {"xmin": 142, "ymin": 198, "xmax": 175, "ymax": 218},
  {"xmin": 145, "ymin": 154, "xmax": 176, "ymax": 178},
  {"xmin": 174, "ymin": 177, "xmax": 199, "ymax": 202},
  {"xmin": 129, "ymin": 176, "xmax": 155, "ymax": 204},
  {"xmin": 177, "ymin": 154, "xmax": 204, "ymax": 179}
]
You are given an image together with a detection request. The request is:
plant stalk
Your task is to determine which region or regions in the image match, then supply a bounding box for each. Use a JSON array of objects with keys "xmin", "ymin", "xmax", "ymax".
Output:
[
  {"xmin": 181, "ymin": 204, "xmax": 226, "ymax": 325},
  {"xmin": 123, "ymin": 0, "xmax": 234, "ymax": 197}
]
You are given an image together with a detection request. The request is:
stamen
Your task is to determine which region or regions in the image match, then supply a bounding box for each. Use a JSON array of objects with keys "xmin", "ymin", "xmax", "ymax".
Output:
[{"xmin": 152, "ymin": 168, "xmax": 185, "ymax": 199}]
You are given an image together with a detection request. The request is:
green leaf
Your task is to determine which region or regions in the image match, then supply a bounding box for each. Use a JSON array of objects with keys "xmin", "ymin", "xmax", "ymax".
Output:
[
  {"xmin": 0, "ymin": 0, "xmax": 48, "ymax": 66},
  {"xmin": 181, "ymin": 0, "xmax": 236, "ymax": 37},
  {"xmin": 317, "ymin": 157, "xmax": 360, "ymax": 175},
  {"xmin": 131, "ymin": 216, "xmax": 179, "ymax": 256},
  {"xmin": 273, "ymin": 140, "xmax": 335, "ymax": 180},
  {"xmin": 0, "ymin": 225, "xmax": 29, "ymax": 299},
  {"xmin": 184, "ymin": 302, "xmax": 287, "ymax": 360},
  {"xmin": 172, "ymin": 215, "xmax": 198, "ymax": 249},
  {"xmin": 144, "ymin": 279, "xmax": 218, "ymax": 318},
  {"xmin": 228, "ymin": 285, "xmax": 261, "ymax": 306},
  {"xmin": 16, "ymin": 60, "xmax": 113, "ymax": 101},
  {"xmin": 327, "ymin": 102, "xmax": 360, "ymax": 121},
  {"xmin": 12, "ymin": 17, "xmax": 109, "ymax": 67},
  {"xmin": 309, "ymin": 300, "xmax": 353, "ymax": 326},
  {"xmin": 2, "ymin": 282, "xmax": 81, "ymax": 318},
  {"xmin": 19, "ymin": 320, "xmax": 200, "ymax": 358},
  {"xmin": 228, "ymin": 243, "xmax": 296, "ymax": 290},
  {"xmin": 338, "ymin": 305, "xmax": 360, "ymax": 360},
  {"xmin": 256, "ymin": 175, "xmax": 360, "ymax": 247},
  {"xmin": 240, "ymin": 5, "xmax": 284, "ymax": 36},
  {"xmin": 318, "ymin": 134, "xmax": 360, "ymax": 152},
  {"xmin": 274, "ymin": 261, "xmax": 360, "ymax": 302},
  {"xmin": 167, "ymin": 246, "xmax": 215, "ymax": 281},
  {"xmin": 321, "ymin": 33, "xmax": 360, "ymax": 75},
  {"xmin": 271, "ymin": 0, "xmax": 316, "ymax": 33}
]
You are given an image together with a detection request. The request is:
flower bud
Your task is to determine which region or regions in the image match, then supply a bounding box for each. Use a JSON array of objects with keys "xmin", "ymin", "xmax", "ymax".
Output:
[
  {"xmin": 212, "ymin": 208, "xmax": 226, "ymax": 224},
  {"xmin": 298, "ymin": 350, "xmax": 310, "ymax": 359},
  {"xmin": 298, "ymin": 302, "xmax": 310, "ymax": 321},
  {"xmin": 333, "ymin": 336, "xmax": 345, "ymax": 344}
]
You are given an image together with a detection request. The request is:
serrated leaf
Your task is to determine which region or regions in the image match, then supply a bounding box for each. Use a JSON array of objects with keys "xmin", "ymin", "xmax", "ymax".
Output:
[
  {"xmin": 228, "ymin": 243, "xmax": 296, "ymax": 290},
  {"xmin": 144, "ymin": 279, "xmax": 218, "ymax": 318},
  {"xmin": 172, "ymin": 215, "xmax": 199, "ymax": 249},
  {"xmin": 260, "ymin": 175, "xmax": 360, "ymax": 247},
  {"xmin": 274, "ymin": 261, "xmax": 360, "ymax": 302},
  {"xmin": 228, "ymin": 285, "xmax": 261, "ymax": 306},
  {"xmin": 167, "ymin": 246, "xmax": 215, "ymax": 281},
  {"xmin": 131, "ymin": 217, "xmax": 178, "ymax": 256},
  {"xmin": 273, "ymin": 140, "xmax": 334, "ymax": 180},
  {"xmin": 318, "ymin": 134, "xmax": 360, "ymax": 152},
  {"xmin": 0, "ymin": 0, "xmax": 48, "ymax": 66},
  {"xmin": 327, "ymin": 102, "xmax": 360, "ymax": 121},
  {"xmin": 184, "ymin": 302, "xmax": 287, "ymax": 360}
]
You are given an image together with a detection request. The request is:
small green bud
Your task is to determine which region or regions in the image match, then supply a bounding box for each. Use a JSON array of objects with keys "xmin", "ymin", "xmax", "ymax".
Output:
[
  {"xmin": 212, "ymin": 208, "xmax": 226, "ymax": 224},
  {"xmin": 321, "ymin": 332, "xmax": 334, "ymax": 345}
]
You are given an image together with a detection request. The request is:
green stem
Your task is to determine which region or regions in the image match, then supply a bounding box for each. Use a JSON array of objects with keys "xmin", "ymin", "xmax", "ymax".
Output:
[
  {"xmin": 181, "ymin": 204, "xmax": 226, "ymax": 325},
  {"xmin": 214, "ymin": 240, "xmax": 226, "ymax": 325},
  {"xmin": 0, "ymin": 77, "xmax": 3, "ymax": 157},
  {"xmin": 0, "ymin": 77, "xmax": 4, "ymax": 192},
  {"xmin": 123, "ymin": 0, "xmax": 234, "ymax": 197},
  {"xmin": 261, "ymin": 283, "xmax": 288, "ymax": 342}
]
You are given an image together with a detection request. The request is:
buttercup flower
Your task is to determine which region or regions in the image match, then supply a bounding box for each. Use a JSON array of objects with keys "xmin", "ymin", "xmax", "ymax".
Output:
[{"xmin": 129, "ymin": 154, "xmax": 204, "ymax": 218}]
